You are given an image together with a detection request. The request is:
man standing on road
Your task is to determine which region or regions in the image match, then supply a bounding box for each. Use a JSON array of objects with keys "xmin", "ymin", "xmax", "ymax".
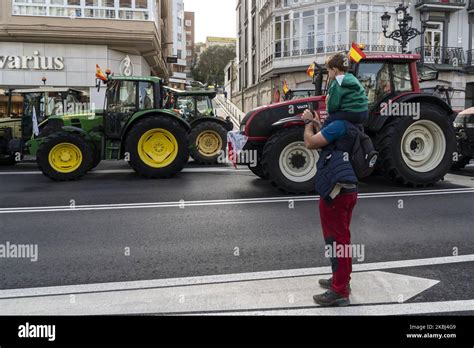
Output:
[{"xmin": 302, "ymin": 53, "xmax": 368, "ymax": 307}]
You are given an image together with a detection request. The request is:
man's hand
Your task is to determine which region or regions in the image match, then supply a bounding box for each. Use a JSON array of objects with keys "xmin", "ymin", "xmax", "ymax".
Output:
[
  {"xmin": 302, "ymin": 109, "xmax": 321, "ymax": 132},
  {"xmin": 302, "ymin": 109, "xmax": 314, "ymax": 122}
]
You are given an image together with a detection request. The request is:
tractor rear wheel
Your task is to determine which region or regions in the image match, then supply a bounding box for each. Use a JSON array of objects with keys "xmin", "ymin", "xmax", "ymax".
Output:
[
  {"xmin": 246, "ymin": 144, "xmax": 267, "ymax": 179},
  {"xmin": 126, "ymin": 116, "xmax": 189, "ymax": 178},
  {"xmin": 0, "ymin": 154, "xmax": 17, "ymax": 166},
  {"xmin": 376, "ymin": 104, "xmax": 456, "ymax": 186},
  {"xmin": 190, "ymin": 121, "xmax": 227, "ymax": 164},
  {"xmin": 262, "ymin": 127, "xmax": 318, "ymax": 194},
  {"xmin": 37, "ymin": 131, "xmax": 93, "ymax": 181}
]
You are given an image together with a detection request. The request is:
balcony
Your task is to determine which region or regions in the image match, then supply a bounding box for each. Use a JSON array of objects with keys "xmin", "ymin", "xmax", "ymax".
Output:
[
  {"xmin": 469, "ymin": 0, "xmax": 474, "ymax": 12},
  {"xmin": 415, "ymin": 46, "xmax": 465, "ymax": 67},
  {"xmin": 467, "ymin": 50, "xmax": 474, "ymax": 66},
  {"xmin": 415, "ymin": 0, "xmax": 466, "ymax": 12}
]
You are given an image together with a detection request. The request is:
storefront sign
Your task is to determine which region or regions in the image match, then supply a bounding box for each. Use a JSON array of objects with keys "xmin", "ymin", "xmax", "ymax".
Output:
[
  {"xmin": 120, "ymin": 55, "xmax": 133, "ymax": 76},
  {"xmin": 0, "ymin": 51, "xmax": 64, "ymax": 71}
]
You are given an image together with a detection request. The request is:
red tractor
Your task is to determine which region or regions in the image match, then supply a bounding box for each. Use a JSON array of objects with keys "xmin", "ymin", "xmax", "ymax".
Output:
[{"xmin": 238, "ymin": 53, "xmax": 457, "ymax": 194}]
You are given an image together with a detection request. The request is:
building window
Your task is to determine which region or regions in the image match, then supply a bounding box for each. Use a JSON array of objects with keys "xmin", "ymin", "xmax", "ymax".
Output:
[
  {"xmin": 185, "ymin": 19, "xmax": 192, "ymax": 26},
  {"xmin": 13, "ymin": 0, "xmax": 152, "ymax": 20}
]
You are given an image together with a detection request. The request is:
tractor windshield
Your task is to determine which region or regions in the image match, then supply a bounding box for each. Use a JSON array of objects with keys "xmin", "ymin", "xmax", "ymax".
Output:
[
  {"xmin": 195, "ymin": 96, "xmax": 213, "ymax": 116},
  {"xmin": 107, "ymin": 80, "xmax": 137, "ymax": 113},
  {"xmin": 357, "ymin": 61, "xmax": 413, "ymax": 106}
]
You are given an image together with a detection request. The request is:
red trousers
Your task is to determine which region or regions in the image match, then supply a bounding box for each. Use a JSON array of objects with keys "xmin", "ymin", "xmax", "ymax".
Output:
[{"xmin": 319, "ymin": 192, "xmax": 358, "ymax": 298}]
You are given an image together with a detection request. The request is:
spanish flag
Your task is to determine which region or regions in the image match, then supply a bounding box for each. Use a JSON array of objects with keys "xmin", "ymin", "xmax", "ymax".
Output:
[
  {"xmin": 349, "ymin": 42, "xmax": 366, "ymax": 63},
  {"xmin": 282, "ymin": 80, "xmax": 289, "ymax": 95},
  {"xmin": 306, "ymin": 63, "xmax": 315, "ymax": 77},
  {"xmin": 96, "ymin": 64, "xmax": 108, "ymax": 82}
]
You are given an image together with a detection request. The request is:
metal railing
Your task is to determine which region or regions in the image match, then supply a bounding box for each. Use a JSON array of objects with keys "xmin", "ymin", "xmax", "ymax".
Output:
[
  {"xmin": 415, "ymin": 46, "xmax": 465, "ymax": 66},
  {"xmin": 415, "ymin": 0, "xmax": 466, "ymax": 7},
  {"xmin": 466, "ymin": 50, "xmax": 474, "ymax": 66},
  {"xmin": 215, "ymin": 94, "xmax": 246, "ymax": 126}
]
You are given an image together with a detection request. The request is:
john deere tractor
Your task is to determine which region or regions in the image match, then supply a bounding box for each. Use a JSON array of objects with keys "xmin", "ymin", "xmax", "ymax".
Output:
[
  {"xmin": 163, "ymin": 87, "xmax": 233, "ymax": 164},
  {"xmin": 29, "ymin": 76, "xmax": 190, "ymax": 181},
  {"xmin": 0, "ymin": 87, "xmax": 84, "ymax": 165},
  {"xmin": 238, "ymin": 53, "xmax": 457, "ymax": 193}
]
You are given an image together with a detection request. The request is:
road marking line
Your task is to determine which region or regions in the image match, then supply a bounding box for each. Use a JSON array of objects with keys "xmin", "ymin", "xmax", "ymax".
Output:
[
  {"xmin": 0, "ymin": 167, "xmax": 250, "ymax": 175},
  {"xmin": 0, "ymin": 271, "xmax": 440, "ymax": 315},
  {"xmin": 0, "ymin": 254, "xmax": 471, "ymax": 300},
  {"xmin": 214, "ymin": 300, "xmax": 474, "ymax": 316},
  {"xmin": 0, "ymin": 188, "xmax": 473, "ymax": 214}
]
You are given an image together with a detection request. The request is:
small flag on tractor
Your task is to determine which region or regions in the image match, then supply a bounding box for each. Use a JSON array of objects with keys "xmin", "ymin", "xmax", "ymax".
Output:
[
  {"xmin": 349, "ymin": 42, "xmax": 366, "ymax": 63},
  {"xmin": 96, "ymin": 64, "xmax": 108, "ymax": 82},
  {"xmin": 32, "ymin": 106, "xmax": 39, "ymax": 137},
  {"xmin": 306, "ymin": 63, "xmax": 315, "ymax": 77},
  {"xmin": 282, "ymin": 80, "xmax": 289, "ymax": 95}
]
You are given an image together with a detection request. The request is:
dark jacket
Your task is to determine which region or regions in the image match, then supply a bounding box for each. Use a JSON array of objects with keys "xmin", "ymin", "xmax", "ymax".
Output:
[{"xmin": 315, "ymin": 111, "xmax": 368, "ymax": 202}]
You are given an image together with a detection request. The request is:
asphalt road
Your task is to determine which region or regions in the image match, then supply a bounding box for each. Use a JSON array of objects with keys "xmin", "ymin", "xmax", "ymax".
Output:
[{"xmin": 0, "ymin": 161, "xmax": 473, "ymax": 314}]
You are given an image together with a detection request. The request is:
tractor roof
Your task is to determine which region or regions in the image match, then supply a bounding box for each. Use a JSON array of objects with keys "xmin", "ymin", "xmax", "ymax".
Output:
[
  {"xmin": 109, "ymin": 75, "xmax": 162, "ymax": 83},
  {"xmin": 163, "ymin": 86, "xmax": 217, "ymax": 99},
  {"xmin": 362, "ymin": 53, "xmax": 421, "ymax": 61},
  {"xmin": 11, "ymin": 87, "xmax": 84, "ymax": 94}
]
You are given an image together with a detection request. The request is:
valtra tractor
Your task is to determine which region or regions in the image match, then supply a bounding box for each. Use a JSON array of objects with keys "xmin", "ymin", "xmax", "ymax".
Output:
[{"xmin": 237, "ymin": 53, "xmax": 457, "ymax": 194}]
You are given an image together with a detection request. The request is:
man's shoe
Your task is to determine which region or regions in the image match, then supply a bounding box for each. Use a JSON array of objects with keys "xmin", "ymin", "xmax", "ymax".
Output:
[
  {"xmin": 313, "ymin": 290, "xmax": 350, "ymax": 307},
  {"xmin": 319, "ymin": 277, "xmax": 351, "ymax": 293}
]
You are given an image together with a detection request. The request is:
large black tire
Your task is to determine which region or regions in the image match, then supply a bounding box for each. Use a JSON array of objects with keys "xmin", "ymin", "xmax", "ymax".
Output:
[
  {"xmin": 262, "ymin": 127, "xmax": 319, "ymax": 194},
  {"xmin": 189, "ymin": 121, "xmax": 227, "ymax": 164},
  {"xmin": 451, "ymin": 156, "xmax": 471, "ymax": 171},
  {"xmin": 0, "ymin": 154, "xmax": 17, "ymax": 166},
  {"xmin": 37, "ymin": 131, "xmax": 93, "ymax": 181},
  {"xmin": 125, "ymin": 116, "xmax": 189, "ymax": 178},
  {"xmin": 89, "ymin": 148, "xmax": 102, "ymax": 170},
  {"xmin": 375, "ymin": 104, "xmax": 456, "ymax": 187},
  {"xmin": 246, "ymin": 143, "xmax": 267, "ymax": 179}
]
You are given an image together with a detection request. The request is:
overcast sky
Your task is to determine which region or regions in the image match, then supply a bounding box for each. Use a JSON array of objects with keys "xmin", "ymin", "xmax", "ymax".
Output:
[{"xmin": 184, "ymin": 0, "xmax": 237, "ymax": 43}]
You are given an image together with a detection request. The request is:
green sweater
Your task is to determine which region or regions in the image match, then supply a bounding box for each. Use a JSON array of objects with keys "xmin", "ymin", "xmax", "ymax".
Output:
[{"xmin": 326, "ymin": 73, "xmax": 369, "ymax": 114}]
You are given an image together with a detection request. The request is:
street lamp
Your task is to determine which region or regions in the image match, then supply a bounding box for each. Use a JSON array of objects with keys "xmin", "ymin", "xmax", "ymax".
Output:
[{"xmin": 381, "ymin": 3, "xmax": 429, "ymax": 53}]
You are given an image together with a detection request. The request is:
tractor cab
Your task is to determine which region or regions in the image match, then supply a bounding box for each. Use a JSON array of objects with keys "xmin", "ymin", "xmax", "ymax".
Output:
[
  {"xmin": 163, "ymin": 87, "xmax": 218, "ymax": 122},
  {"xmin": 0, "ymin": 87, "xmax": 85, "ymax": 164},
  {"xmin": 103, "ymin": 76, "xmax": 163, "ymax": 138}
]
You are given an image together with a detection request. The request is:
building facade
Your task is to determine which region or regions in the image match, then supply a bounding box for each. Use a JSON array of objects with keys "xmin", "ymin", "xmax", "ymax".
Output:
[
  {"xmin": 233, "ymin": 0, "xmax": 474, "ymax": 112},
  {"xmin": 167, "ymin": 0, "xmax": 187, "ymax": 88},
  {"xmin": 1, "ymin": 0, "xmax": 171, "ymax": 107},
  {"xmin": 184, "ymin": 11, "xmax": 195, "ymax": 79}
]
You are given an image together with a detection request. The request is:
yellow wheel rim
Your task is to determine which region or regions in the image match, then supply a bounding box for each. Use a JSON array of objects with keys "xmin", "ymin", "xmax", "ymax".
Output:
[
  {"xmin": 138, "ymin": 128, "xmax": 178, "ymax": 168},
  {"xmin": 48, "ymin": 143, "xmax": 83, "ymax": 173},
  {"xmin": 196, "ymin": 130, "xmax": 222, "ymax": 157}
]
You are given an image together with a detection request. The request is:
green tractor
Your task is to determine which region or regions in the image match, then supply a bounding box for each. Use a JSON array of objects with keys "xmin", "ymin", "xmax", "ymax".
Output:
[
  {"xmin": 163, "ymin": 87, "xmax": 234, "ymax": 164},
  {"xmin": 0, "ymin": 87, "xmax": 84, "ymax": 165},
  {"xmin": 29, "ymin": 76, "xmax": 190, "ymax": 181}
]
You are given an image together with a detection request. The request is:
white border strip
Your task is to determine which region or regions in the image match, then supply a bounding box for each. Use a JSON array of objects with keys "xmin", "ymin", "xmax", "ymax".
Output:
[
  {"xmin": 0, "ymin": 254, "xmax": 472, "ymax": 300},
  {"xmin": 217, "ymin": 300, "xmax": 474, "ymax": 316},
  {"xmin": 0, "ymin": 188, "xmax": 473, "ymax": 214},
  {"xmin": 0, "ymin": 167, "xmax": 250, "ymax": 175}
]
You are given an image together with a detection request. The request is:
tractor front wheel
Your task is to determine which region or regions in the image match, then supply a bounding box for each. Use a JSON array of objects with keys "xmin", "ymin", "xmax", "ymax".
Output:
[
  {"xmin": 376, "ymin": 104, "xmax": 456, "ymax": 186},
  {"xmin": 37, "ymin": 131, "xmax": 93, "ymax": 181},
  {"xmin": 262, "ymin": 127, "xmax": 318, "ymax": 194},
  {"xmin": 125, "ymin": 116, "xmax": 189, "ymax": 178},
  {"xmin": 190, "ymin": 121, "xmax": 227, "ymax": 164}
]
